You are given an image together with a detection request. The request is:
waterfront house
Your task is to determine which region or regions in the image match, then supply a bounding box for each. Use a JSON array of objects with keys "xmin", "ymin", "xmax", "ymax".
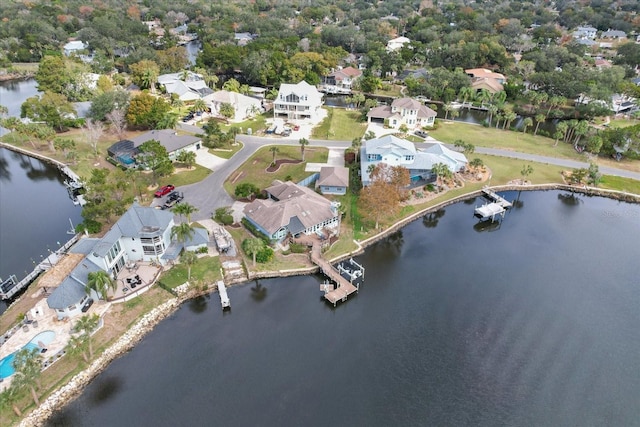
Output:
[
  {"xmin": 107, "ymin": 129, "xmax": 202, "ymax": 167},
  {"xmin": 47, "ymin": 204, "xmax": 175, "ymax": 319},
  {"xmin": 273, "ymin": 81, "xmax": 324, "ymax": 121},
  {"xmin": 321, "ymin": 66, "xmax": 362, "ymax": 94},
  {"xmin": 243, "ymin": 181, "xmax": 341, "ymax": 242},
  {"xmin": 465, "ymin": 68, "xmax": 506, "ymax": 94},
  {"xmin": 202, "ymin": 90, "xmax": 263, "ymax": 121},
  {"xmin": 366, "ymin": 97, "xmax": 437, "ymax": 130},
  {"xmin": 360, "ymin": 135, "xmax": 467, "ymax": 186},
  {"xmin": 316, "ymin": 166, "xmax": 349, "ymax": 195}
]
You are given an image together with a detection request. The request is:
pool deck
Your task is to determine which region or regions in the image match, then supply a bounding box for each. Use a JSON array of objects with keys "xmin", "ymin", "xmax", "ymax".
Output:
[{"xmin": 0, "ymin": 298, "xmax": 108, "ymax": 389}]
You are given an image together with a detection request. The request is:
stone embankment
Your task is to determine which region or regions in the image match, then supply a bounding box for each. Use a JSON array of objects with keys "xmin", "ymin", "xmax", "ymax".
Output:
[{"xmin": 18, "ymin": 292, "xmax": 189, "ymax": 427}]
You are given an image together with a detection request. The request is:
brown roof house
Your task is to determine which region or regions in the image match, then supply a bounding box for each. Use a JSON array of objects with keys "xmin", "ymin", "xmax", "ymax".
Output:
[
  {"xmin": 367, "ymin": 97, "xmax": 437, "ymax": 129},
  {"xmin": 322, "ymin": 66, "xmax": 363, "ymax": 94},
  {"xmin": 465, "ymin": 68, "xmax": 506, "ymax": 94},
  {"xmin": 316, "ymin": 166, "xmax": 349, "ymax": 195},
  {"xmin": 243, "ymin": 181, "xmax": 341, "ymax": 242}
]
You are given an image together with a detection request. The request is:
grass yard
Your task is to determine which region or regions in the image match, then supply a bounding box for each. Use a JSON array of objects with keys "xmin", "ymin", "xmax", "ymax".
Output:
[
  {"xmin": 430, "ymin": 122, "xmax": 582, "ymax": 160},
  {"xmin": 311, "ymin": 108, "xmax": 368, "ymax": 140},
  {"xmin": 219, "ymin": 113, "xmax": 269, "ymax": 135},
  {"xmin": 169, "ymin": 164, "xmax": 212, "ymax": 187},
  {"xmin": 224, "ymin": 145, "xmax": 328, "ymax": 194},
  {"xmin": 599, "ymin": 175, "xmax": 640, "ymax": 194},
  {"xmin": 158, "ymin": 256, "xmax": 222, "ymax": 289},
  {"xmin": 210, "ymin": 142, "xmax": 243, "ymax": 159},
  {"xmin": 607, "ymin": 118, "xmax": 639, "ymax": 128}
]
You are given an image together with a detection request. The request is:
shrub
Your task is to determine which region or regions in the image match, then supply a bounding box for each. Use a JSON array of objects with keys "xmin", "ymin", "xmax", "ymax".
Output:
[
  {"xmin": 424, "ymin": 184, "xmax": 435, "ymax": 192},
  {"xmin": 214, "ymin": 207, "xmax": 234, "ymax": 225},
  {"xmin": 255, "ymin": 246, "xmax": 274, "ymax": 263}
]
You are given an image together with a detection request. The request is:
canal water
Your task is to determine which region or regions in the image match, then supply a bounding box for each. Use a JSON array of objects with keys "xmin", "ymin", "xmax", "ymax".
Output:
[
  {"xmin": 47, "ymin": 191, "xmax": 640, "ymax": 427},
  {"xmin": 0, "ymin": 79, "xmax": 82, "ymax": 313}
]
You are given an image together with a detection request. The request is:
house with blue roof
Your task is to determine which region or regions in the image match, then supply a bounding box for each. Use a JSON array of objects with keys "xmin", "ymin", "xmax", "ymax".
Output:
[
  {"xmin": 360, "ymin": 135, "xmax": 467, "ymax": 186},
  {"xmin": 47, "ymin": 204, "xmax": 176, "ymax": 319}
]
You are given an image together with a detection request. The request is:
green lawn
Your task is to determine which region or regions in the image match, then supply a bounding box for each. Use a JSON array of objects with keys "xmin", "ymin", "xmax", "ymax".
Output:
[
  {"xmin": 311, "ymin": 108, "xmax": 368, "ymax": 140},
  {"xmin": 224, "ymin": 145, "xmax": 328, "ymax": 194},
  {"xmin": 430, "ymin": 122, "xmax": 583, "ymax": 161},
  {"xmin": 210, "ymin": 142, "xmax": 243, "ymax": 159},
  {"xmin": 170, "ymin": 164, "xmax": 212, "ymax": 187},
  {"xmin": 607, "ymin": 118, "xmax": 638, "ymax": 128},
  {"xmin": 158, "ymin": 256, "xmax": 222, "ymax": 289}
]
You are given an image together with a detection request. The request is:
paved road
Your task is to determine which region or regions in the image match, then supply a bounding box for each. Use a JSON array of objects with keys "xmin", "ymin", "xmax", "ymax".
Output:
[{"xmin": 173, "ymin": 134, "xmax": 640, "ymax": 222}]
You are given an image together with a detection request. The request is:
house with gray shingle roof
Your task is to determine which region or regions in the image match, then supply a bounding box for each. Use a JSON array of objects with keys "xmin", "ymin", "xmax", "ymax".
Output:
[
  {"xmin": 46, "ymin": 204, "xmax": 176, "ymax": 319},
  {"xmin": 107, "ymin": 129, "xmax": 202, "ymax": 167},
  {"xmin": 316, "ymin": 166, "xmax": 349, "ymax": 195},
  {"xmin": 360, "ymin": 136, "xmax": 467, "ymax": 186},
  {"xmin": 243, "ymin": 181, "xmax": 341, "ymax": 242}
]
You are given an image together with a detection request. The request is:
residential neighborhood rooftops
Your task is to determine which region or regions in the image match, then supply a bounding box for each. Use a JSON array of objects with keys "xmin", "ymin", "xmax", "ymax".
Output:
[
  {"xmin": 465, "ymin": 68, "xmax": 506, "ymax": 82},
  {"xmin": 109, "ymin": 129, "xmax": 201, "ymax": 158},
  {"xmin": 47, "ymin": 259, "xmax": 102, "ymax": 309},
  {"xmin": 318, "ymin": 166, "xmax": 349, "ymax": 188}
]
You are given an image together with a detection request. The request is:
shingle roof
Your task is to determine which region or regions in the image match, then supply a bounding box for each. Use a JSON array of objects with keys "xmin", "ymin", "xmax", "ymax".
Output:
[
  {"xmin": 129, "ymin": 129, "xmax": 201, "ymax": 154},
  {"xmin": 46, "ymin": 259, "xmax": 102, "ymax": 309},
  {"xmin": 243, "ymin": 182, "xmax": 336, "ymax": 236},
  {"xmin": 318, "ymin": 166, "xmax": 349, "ymax": 188},
  {"xmin": 69, "ymin": 238, "xmax": 100, "ymax": 255}
]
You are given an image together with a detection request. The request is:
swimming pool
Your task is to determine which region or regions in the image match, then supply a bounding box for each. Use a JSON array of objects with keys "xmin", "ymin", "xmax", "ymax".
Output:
[{"xmin": 0, "ymin": 330, "xmax": 56, "ymax": 379}]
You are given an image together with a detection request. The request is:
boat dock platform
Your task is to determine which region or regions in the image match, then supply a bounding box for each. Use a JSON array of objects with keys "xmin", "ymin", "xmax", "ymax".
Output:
[
  {"xmin": 216, "ymin": 280, "xmax": 230, "ymax": 310},
  {"xmin": 312, "ymin": 242, "xmax": 365, "ymax": 306},
  {"xmin": 0, "ymin": 233, "xmax": 81, "ymax": 300},
  {"xmin": 482, "ymin": 188, "xmax": 513, "ymax": 208},
  {"xmin": 474, "ymin": 188, "xmax": 513, "ymax": 222}
]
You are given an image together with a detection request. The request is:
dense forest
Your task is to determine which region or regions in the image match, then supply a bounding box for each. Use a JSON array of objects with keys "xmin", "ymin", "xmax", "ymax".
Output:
[{"xmin": 1, "ymin": 0, "xmax": 639, "ymax": 158}]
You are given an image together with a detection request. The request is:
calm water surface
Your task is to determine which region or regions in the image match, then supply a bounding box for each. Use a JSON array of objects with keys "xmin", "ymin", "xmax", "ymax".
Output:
[{"xmin": 49, "ymin": 191, "xmax": 639, "ymax": 426}]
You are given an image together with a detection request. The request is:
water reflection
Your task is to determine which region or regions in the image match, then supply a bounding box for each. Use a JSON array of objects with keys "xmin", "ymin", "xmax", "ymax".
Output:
[
  {"xmin": 380, "ymin": 230, "xmax": 404, "ymax": 255},
  {"xmin": 0, "ymin": 155, "xmax": 10, "ymax": 181},
  {"xmin": 89, "ymin": 376, "xmax": 124, "ymax": 404},
  {"xmin": 250, "ymin": 281, "xmax": 268, "ymax": 302},
  {"xmin": 423, "ymin": 209, "xmax": 446, "ymax": 228},
  {"xmin": 188, "ymin": 295, "xmax": 209, "ymax": 313},
  {"xmin": 558, "ymin": 192, "xmax": 583, "ymax": 206},
  {"xmin": 473, "ymin": 219, "xmax": 502, "ymax": 232}
]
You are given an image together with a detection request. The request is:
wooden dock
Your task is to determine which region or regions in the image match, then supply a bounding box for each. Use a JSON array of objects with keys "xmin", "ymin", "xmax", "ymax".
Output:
[
  {"xmin": 311, "ymin": 242, "xmax": 364, "ymax": 306},
  {"xmin": 0, "ymin": 233, "xmax": 81, "ymax": 300}
]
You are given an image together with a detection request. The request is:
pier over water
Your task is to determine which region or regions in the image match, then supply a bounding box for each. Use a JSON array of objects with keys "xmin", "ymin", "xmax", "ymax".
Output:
[{"xmin": 311, "ymin": 241, "xmax": 364, "ymax": 306}]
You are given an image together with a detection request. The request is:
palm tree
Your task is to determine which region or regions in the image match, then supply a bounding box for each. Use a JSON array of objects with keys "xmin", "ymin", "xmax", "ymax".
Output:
[
  {"xmin": 449, "ymin": 109, "xmax": 460, "ymax": 122},
  {"xmin": 157, "ymin": 111, "xmax": 179, "ymax": 130},
  {"xmin": 171, "ymin": 222, "xmax": 195, "ymax": 245},
  {"xmin": 299, "ymin": 138, "xmax": 309, "ymax": 161},
  {"xmin": 431, "ymin": 163, "xmax": 451, "ymax": 186},
  {"xmin": 180, "ymin": 250, "xmax": 198, "ymax": 280},
  {"xmin": 547, "ymin": 95, "xmax": 566, "ymax": 116},
  {"xmin": 534, "ymin": 113, "xmax": 546, "ymax": 135},
  {"xmin": 172, "ymin": 202, "xmax": 199, "ymax": 223},
  {"xmin": 74, "ymin": 314, "xmax": 100, "ymax": 359},
  {"xmin": 251, "ymin": 281, "xmax": 267, "ymax": 302},
  {"xmin": 193, "ymin": 99, "xmax": 208, "ymax": 115},
  {"xmin": 269, "ymin": 146, "xmax": 279, "ymax": 165},
  {"xmin": 522, "ymin": 117, "xmax": 533, "ymax": 134},
  {"xmin": 351, "ymin": 137, "xmax": 362, "ymax": 162},
  {"xmin": 476, "ymin": 89, "xmax": 491, "ymax": 107},
  {"xmin": 504, "ymin": 112, "xmax": 517, "ymax": 130},
  {"xmin": 86, "ymin": 270, "xmax": 116, "ymax": 301},
  {"xmin": 487, "ymin": 104, "xmax": 498, "ymax": 127},
  {"xmin": 492, "ymin": 90, "xmax": 507, "ymax": 105},
  {"xmin": 458, "ymin": 86, "xmax": 474, "ymax": 108},
  {"xmin": 555, "ymin": 121, "xmax": 568, "ymax": 146},
  {"xmin": 2, "ymin": 382, "xmax": 24, "ymax": 416},
  {"xmin": 243, "ymin": 238, "xmax": 264, "ymax": 267},
  {"xmin": 573, "ymin": 120, "xmax": 589, "ymax": 149},
  {"xmin": 443, "ymin": 103, "xmax": 452, "ymax": 120},
  {"xmin": 66, "ymin": 335, "xmax": 90, "ymax": 363},
  {"xmin": 12, "ymin": 347, "xmax": 43, "ymax": 406}
]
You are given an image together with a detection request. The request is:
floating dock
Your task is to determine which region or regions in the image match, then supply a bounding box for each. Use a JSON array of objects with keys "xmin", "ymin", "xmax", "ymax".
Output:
[{"xmin": 217, "ymin": 280, "xmax": 230, "ymax": 310}]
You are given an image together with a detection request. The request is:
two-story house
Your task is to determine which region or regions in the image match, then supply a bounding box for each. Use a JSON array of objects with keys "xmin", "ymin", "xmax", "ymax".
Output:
[
  {"xmin": 273, "ymin": 81, "xmax": 324, "ymax": 121},
  {"xmin": 46, "ymin": 204, "xmax": 175, "ymax": 319},
  {"xmin": 360, "ymin": 135, "xmax": 467, "ymax": 186},
  {"xmin": 243, "ymin": 181, "xmax": 341, "ymax": 242},
  {"xmin": 322, "ymin": 66, "xmax": 363, "ymax": 94},
  {"xmin": 367, "ymin": 97, "xmax": 437, "ymax": 130}
]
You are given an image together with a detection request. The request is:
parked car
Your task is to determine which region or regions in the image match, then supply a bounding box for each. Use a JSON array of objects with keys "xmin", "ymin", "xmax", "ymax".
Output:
[
  {"xmin": 182, "ymin": 113, "xmax": 194, "ymax": 122},
  {"xmin": 281, "ymin": 128, "xmax": 291, "ymax": 137},
  {"xmin": 415, "ymin": 130, "xmax": 429, "ymax": 138},
  {"xmin": 293, "ymin": 125, "xmax": 300, "ymax": 131},
  {"xmin": 154, "ymin": 184, "xmax": 175, "ymax": 197}
]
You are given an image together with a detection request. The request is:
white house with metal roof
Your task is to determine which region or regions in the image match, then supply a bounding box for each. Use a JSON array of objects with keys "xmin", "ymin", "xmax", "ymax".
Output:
[
  {"xmin": 46, "ymin": 204, "xmax": 175, "ymax": 319},
  {"xmin": 273, "ymin": 81, "xmax": 324, "ymax": 121},
  {"xmin": 158, "ymin": 72, "xmax": 213, "ymax": 101},
  {"xmin": 243, "ymin": 181, "xmax": 341, "ymax": 242},
  {"xmin": 203, "ymin": 90, "xmax": 263, "ymax": 121},
  {"xmin": 360, "ymin": 135, "xmax": 467, "ymax": 186}
]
